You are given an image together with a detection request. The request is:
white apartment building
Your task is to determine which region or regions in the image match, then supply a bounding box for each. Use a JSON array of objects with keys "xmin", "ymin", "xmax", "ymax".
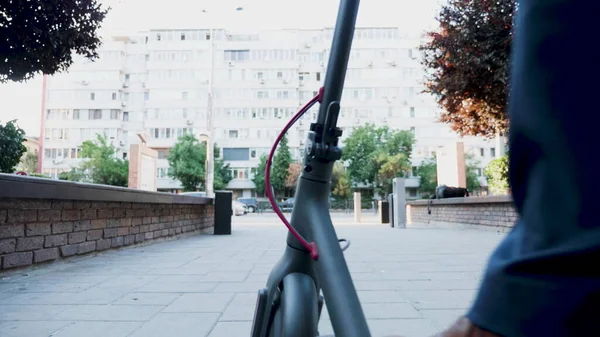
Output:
[{"xmin": 41, "ymin": 26, "xmax": 498, "ymax": 198}]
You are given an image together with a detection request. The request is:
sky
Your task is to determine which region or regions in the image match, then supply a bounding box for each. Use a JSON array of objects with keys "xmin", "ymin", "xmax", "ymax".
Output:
[{"xmin": 0, "ymin": 0, "xmax": 443, "ymax": 137}]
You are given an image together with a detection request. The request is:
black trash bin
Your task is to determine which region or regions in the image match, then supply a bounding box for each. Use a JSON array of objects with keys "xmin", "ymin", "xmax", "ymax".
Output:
[
  {"xmin": 379, "ymin": 200, "xmax": 390, "ymax": 224},
  {"xmin": 388, "ymin": 193, "xmax": 394, "ymax": 228},
  {"xmin": 214, "ymin": 191, "xmax": 232, "ymax": 235}
]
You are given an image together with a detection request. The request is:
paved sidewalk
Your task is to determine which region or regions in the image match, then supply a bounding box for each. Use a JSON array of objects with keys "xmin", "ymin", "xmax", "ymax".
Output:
[{"xmin": 0, "ymin": 214, "xmax": 504, "ymax": 337}]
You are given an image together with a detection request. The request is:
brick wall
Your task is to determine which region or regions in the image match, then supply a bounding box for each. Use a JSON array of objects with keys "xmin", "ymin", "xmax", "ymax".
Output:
[
  {"xmin": 406, "ymin": 196, "xmax": 518, "ymax": 230},
  {"xmin": 0, "ymin": 198, "xmax": 214, "ymax": 270}
]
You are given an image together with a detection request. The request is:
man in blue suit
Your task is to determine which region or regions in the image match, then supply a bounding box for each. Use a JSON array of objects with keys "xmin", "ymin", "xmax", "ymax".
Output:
[{"xmin": 427, "ymin": 0, "xmax": 600, "ymax": 336}]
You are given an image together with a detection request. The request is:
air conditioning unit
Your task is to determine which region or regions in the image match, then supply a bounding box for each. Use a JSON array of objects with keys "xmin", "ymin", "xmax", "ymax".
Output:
[
  {"xmin": 202, "ymin": 80, "xmax": 209, "ymax": 84},
  {"xmin": 367, "ymin": 61, "xmax": 374, "ymax": 67},
  {"xmin": 119, "ymin": 141, "xmax": 125, "ymax": 146},
  {"xmin": 121, "ymin": 101, "xmax": 127, "ymax": 107},
  {"xmin": 402, "ymin": 100, "xmax": 408, "ymax": 106},
  {"xmin": 80, "ymin": 80, "xmax": 89, "ymax": 86},
  {"xmin": 260, "ymin": 79, "xmax": 265, "ymax": 84},
  {"xmin": 228, "ymin": 61, "xmax": 235, "ymax": 67},
  {"xmin": 299, "ymin": 81, "xmax": 304, "ymax": 87},
  {"xmin": 52, "ymin": 158, "xmax": 64, "ymax": 164},
  {"xmin": 122, "ymin": 82, "xmax": 129, "ymax": 88},
  {"xmin": 186, "ymin": 120, "xmax": 194, "ymax": 125},
  {"xmin": 142, "ymin": 82, "xmax": 146, "ymax": 88},
  {"xmin": 320, "ymin": 62, "xmax": 325, "ymax": 67},
  {"xmin": 388, "ymin": 61, "xmax": 397, "ymax": 67},
  {"xmin": 283, "ymin": 79, "xmax": 288, "ymax": 84},
  {"xmin": 304, "ymin": 43, "xmax": 311, "ymax": 48}
]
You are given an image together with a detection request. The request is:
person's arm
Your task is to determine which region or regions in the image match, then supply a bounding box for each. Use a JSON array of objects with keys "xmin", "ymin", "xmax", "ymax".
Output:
[{"xmin": 464, "ymin": 0, "xmax": 600, "ymax": 336}]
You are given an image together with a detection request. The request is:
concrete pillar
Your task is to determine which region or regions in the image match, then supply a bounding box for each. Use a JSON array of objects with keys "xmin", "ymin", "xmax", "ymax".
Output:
[
  {"xmin": 392, "ymin": 178, "xmax": 406, "ymax": 228},
  {"xmin": 495, "ymin": 134, "xmax": 507, "ymax": 157},
  {"xmin": 353, "ymin": 192, "xmax": 361, "ymax": 222},
  {"xmin": 436, "ymin": 142, "xmax": 467, "ymax": 188}
]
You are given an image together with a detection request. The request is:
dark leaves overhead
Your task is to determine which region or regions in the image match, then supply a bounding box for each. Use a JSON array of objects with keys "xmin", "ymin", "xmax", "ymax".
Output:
[
  {"xmin": 420, "ymin": 0, "xmax": 515, "ymax": 138},
  {"xmin": 0, "ymin": 0, "xmax": 109, "ymax": 83}
]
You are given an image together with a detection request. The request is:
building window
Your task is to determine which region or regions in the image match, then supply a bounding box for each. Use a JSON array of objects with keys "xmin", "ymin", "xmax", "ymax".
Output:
[
  {"xmin": 73, "ymin": 109, "xmax": 80, "ymax": 120},
  {"xmin": 480, "ymin": 148, "xmax": 485, "ymax": 157},
  {"xmin": 490, "ymin": 147, "xmax": 496, "ymax": 158},
  {"xmin": 277, "ymin": 71, "xmax": 283, "ymax": 79},
  {"xmin": 144, "ymin": 92, "xmax": 149, "ymax": 101},
  {"xmin": 123, "ymin": 111, "xmax": 129, "ymax": 121},
  {"xmin": 299, "ymin": 72, "xmax": 309, "ymax": 81},
  {"xmin": 223, "ymin": 50, "xmax": 250, "ymax": 61},
  {"xmin": 257, "ymin": 71, "xmax": 263, "ymax": 79},
  {"xmin": 410, "ymin": 127, "xmax": 415, "ymax": 134},
  {"xmin": 123, "ymin": 152, "xmax": 128, "ymax": 160},
  {"xmin": 180, "ymin": 32, "xmax": 186, "ymax": 41},
  {"xmin": 229, "ymin": 130, "xmax": 239, "ymax": 138},
  {"xmin": 409, "ymin": 107, "xmax": 415, "ymax": 118},
  {"xmin": 112, "ymin": 92, "xmax": 117, "ymax": 100},
  {"xmin": 90, "ymin": 92, "xmax": 95, "ymax": 100},
  {"xmin": 316, "ymin": 72, "xmax": 321, "ymax": 81},
  {"xmin": 250, "ymin": 149, "xmax": 257, "ymax": 158},
  {"xmin": 476, "ymin": 168, "xmax": 483, "ymax": 176},
  {"xmin": 182, "ymin": 91, "xmax": 188, "ymax": 100},
  {"xmin": 157, "ymin": 167, "xmax": 169, "ymax": 178},
  {"xmin": 157, "ymin": 33, "xmax": 161, "ymax": 41},
  {"xmin": 110, "ymin": 109, "xmax": 119, "ymax": 120},
  {"xmin": 89, "ymin": 109, "xmax": 102, "ymax": 120}
]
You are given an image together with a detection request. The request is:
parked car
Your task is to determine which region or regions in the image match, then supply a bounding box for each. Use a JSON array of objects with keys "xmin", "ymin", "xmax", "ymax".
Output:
[
  {"xmin": 180, "ymin": 191, "xmax": 207, "ymax": 197},
  {"xmin": 232, "ymin": 201, "xmax": 248, "ymax": 216},
  {"xmin": 278, "ymin": 197, "xmax": 295, "ymax": 212},
  {"xmin": 237, "ymin": 197, "xmax": 258, "ymax": 213}
]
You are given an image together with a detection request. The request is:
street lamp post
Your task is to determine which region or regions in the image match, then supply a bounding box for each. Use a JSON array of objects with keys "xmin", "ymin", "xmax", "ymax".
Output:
[{"xmin": 202, "ymin": 7, "xmax": 244, "ymax": 198}]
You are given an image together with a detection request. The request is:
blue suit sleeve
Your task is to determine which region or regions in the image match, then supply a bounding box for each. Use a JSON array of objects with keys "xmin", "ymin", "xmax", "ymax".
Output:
[{"xmin": 467, "ymin": 0, "xmax": 600, "ymax": 336}]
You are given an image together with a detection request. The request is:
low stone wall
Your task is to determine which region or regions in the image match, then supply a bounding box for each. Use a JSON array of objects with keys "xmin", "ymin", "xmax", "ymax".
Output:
[
  {"xmin": 0, "ymin": 174, "xmax": 214, "ymax": 270},
  {"xmin": 406, "ymin": 195, "xmax": 517, "ymax": 231}
]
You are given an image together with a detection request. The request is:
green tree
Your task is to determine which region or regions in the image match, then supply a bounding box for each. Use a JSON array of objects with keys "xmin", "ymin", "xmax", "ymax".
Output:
[
  {"xmin": 286, "ymin": 163, "xmax": 303, "ymax": 190},
  {"xmin": 0, "ymin": 120, "xmax": 27, "ymax": 173},
  {"xmin": 213, "ymin": 146, "xmax": 232, "ymax": 191},
  {"xmin": 420, "ymin": 0, "xmax": 515, "ymax": 137},
  {"xmin": 59, "ymin": 168, "xmax": 87, "ymax": 182},
  {"xmin": 342, "ymin": 124, "xmax": 415, "ymax": 193},
  {"xmin": 484, "ymin": 154, "xmax": 510, "ymax": 194},
  {"xmin": 415, "ymin": 156, "xmax": 438, "ymax": 197},
  {"xmin": 167, "ymin": 134, "xmax": 206, "ymax": 192},
  {"xmin": 21, "ymin": 151, "xmax": 38, "ymax": 173},
  {"xmin": 252, "ymin": 154, "xmax": 268, "ymax": 197},
  {"xmin": 373, "ymin": 152, "xmax": 412, "ymax": 194},
  {"xmin": 465, "ymin": 153, "xmax": 482, "ymax": 192},
  {"xmin": 79, "ymin": 134, "xmax": 128, "ymax": 186},
  {"xmin": 272, "ymin": 135, "xmax": 293, "ymax": 195},
  {"xmin": 331, "ymin": 162, "xmax": 351, "ymax": 199},
  {"xmin": 167, "ymin": 134, "xmax": 230, "ymax": 192},
  {"xmin": 0, "ymin": 0, "xmax": 109, "ymax": 82}
]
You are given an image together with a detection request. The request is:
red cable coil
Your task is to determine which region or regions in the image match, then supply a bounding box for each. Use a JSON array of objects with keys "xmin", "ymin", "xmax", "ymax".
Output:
[{"xmin": 265, "ymin": 87, "xmax": 325, "ymax": 261}]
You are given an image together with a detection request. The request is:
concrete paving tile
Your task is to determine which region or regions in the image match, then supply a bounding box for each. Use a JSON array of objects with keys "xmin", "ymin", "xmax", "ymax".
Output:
[
  {"xmin": 52, "ymin": 321, "xmax": 141, "ymax": 337},
  {"xmin": 112, "ymin": 292, "xmax": 182, "ymax": 305},
  {"xmin": 5, "ymin": 282, "xmax": 97, "ymax": 293},
  {"xmin": 0, "ymin": 304, "xmax": 72, "ymax": 320},
  {"xmin": 212, "ymin": 282, "xmax": 265, "ymax": 293},
  {"xmin": 129, "ymin": 313, "xmax": 220, "ymax": 337},
  {"xmin": 0, "ymin": 321, "xmax": 73, "ymax": 337},
  {"xmin": 419, "ymin": 309, "xmax": 468, "ymax": 329},
  {"xmin": 52, "ymin": 305, "xmax": 163, "ymax": 321},
  {"xmin": 207, "ymin": 321, "xmax": 253, "ymax": 337},
  {"xmin": 135, "ymin": 282, "xmax": 217, "ymax": 293},
  {"xmin": 163, "ymin": 293, "xmax": 235, "ymax": 313}
]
